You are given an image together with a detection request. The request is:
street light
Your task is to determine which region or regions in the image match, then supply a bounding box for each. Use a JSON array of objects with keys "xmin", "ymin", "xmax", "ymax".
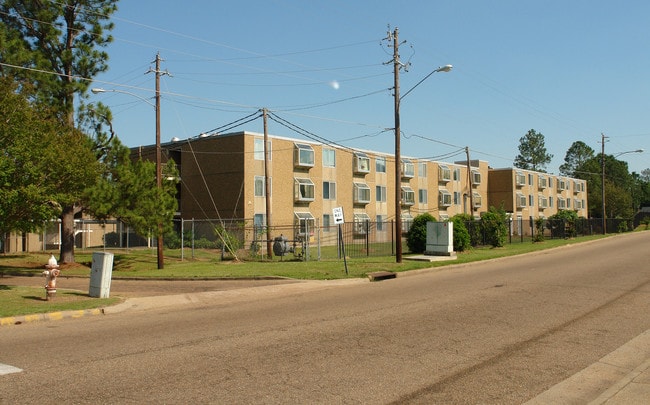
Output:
[
  {"xmin": 600, "ymin": 134, "xmax": 643, "ymax": 235},
  {"xmin": 91, "ymin": 87, "xmax": 165, "ymax": 269},
  {"xmin": 391, "ymin": 29, "xmax": 452, "ymax": 263}
]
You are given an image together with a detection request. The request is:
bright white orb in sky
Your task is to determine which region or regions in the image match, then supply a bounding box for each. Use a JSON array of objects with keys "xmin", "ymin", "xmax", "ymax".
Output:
[{"xmin": 329, "ymin": 80, "xmax": 340, "ymax": 90}]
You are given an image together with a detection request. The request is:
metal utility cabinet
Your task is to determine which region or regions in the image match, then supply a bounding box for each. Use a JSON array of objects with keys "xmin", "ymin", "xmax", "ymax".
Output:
[{"xmin": 89, "ymin": 252, "xmax": 114, "ymax": 298}]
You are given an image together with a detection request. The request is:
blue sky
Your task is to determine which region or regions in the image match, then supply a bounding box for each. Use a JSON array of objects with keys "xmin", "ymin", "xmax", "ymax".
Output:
[{"xmin": 91, "ymin": 0, "xmax": 649, "ymax": 174}]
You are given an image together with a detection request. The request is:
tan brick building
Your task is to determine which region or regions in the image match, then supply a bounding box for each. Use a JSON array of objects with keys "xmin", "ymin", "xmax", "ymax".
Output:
[
  {"xmin": 488, "ymin": 168, "xmax": 589, "ymax": 224},
  {"xmin": 159, "ymin": 131, "xmax": 491, "ymax": 242}
]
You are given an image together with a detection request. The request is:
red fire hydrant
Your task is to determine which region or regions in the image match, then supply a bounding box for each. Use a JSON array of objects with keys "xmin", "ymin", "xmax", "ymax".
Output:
[{"xmin": 43, "ymin": 255, "xmax": 61, "ymax": 301}]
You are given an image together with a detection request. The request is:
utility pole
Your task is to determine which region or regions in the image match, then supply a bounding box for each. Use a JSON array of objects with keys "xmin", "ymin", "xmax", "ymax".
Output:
[
  {"xmin": 263, "ymin": 108, "xmax": 273, "ymax": 259},
  {"xmin": 391, "ymin": 27, "xmax": 403, "ymax": 263},
  {"xmin": 601, "ymin": 133, "xmax": 608, "ymax": 235},
  {"xmin": 147, "ymin": 53, "xmax": 170, "ymax": 269},
  {"xmin": 465, "ymin": 147, "xmax": 474, "ymax": 215}
]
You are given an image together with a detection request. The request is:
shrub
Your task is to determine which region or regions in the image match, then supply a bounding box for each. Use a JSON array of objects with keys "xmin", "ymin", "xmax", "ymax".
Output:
[
  {"xmin": 481, "ymin": 206, "xmax": 508, "ymax": 247},
  {"xmin": 450, "ymin": 215, "xmax": 471, "ymax": 252},
  {"xmin": 406, "ymin": 213, "xmax": 436, "ymax": 253},
  {"xmin": 533, "ymin": 217, "xmax": 546, "ymax": 242}
]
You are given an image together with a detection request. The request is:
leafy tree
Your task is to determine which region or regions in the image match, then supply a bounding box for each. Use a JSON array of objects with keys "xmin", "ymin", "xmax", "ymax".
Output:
[
  {"xmin": 559, "ymin": 141, "xmax": 595, "ymax": 176},
  {"xmin": 547, "ymin": 210, "xmax": 579, "ymax": 238},
  {"xmin": 481, "ymin": 206, "xmax": 508, "ymax": 248},
  {"xmin": 1, "ymin": 1, "xmax": 118, "ymax": 263},
  {"xmin": 514, "ymin": 129, "xmax": 553, "ymax": 172},
  {"xmin": 449, "ymin": 215, "xmax": 471, "ymax": 252},
  {"xmin": 406, "ymin": 213, "xmax": 436, "ymax": 253},
  {"xmin": 0, "ymin": 78, "xmax": 99, "ymax": 243}
]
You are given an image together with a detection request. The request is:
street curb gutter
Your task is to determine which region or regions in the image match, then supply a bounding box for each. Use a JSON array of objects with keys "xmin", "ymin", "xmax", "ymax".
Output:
[{"xmin": 0, "ymin": 308, "xmax": 104, "ymax": 326}]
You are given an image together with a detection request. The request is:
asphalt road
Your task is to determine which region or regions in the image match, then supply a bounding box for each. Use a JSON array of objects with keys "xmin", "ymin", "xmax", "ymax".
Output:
[{"xmin": 1, "ymin": 232, "xmax": 649, "ymax": 404}]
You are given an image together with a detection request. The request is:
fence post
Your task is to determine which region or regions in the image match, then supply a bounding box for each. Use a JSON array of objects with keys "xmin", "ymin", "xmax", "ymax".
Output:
[{"xmin": 365, "ymin": 220, "xmax": 370, "ymax": 257}]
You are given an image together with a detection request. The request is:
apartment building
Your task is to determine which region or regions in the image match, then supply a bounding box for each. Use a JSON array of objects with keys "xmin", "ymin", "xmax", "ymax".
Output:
[
  {"xmin": 1, "ymin": 131, "xmax": 589, "ymax": 253},
  {"xmin": 155, "ymin": 131, "xmax": 490, "ymax": 242},
  {"xmin": 488, "ymin": 168, "xmax": 589, "ymax": 221}
]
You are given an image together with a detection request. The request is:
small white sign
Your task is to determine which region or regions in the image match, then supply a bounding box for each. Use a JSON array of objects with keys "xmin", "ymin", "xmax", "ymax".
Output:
[{"xmin": 332, "ymin": 207, "xmax": 344, "ymax": 224}]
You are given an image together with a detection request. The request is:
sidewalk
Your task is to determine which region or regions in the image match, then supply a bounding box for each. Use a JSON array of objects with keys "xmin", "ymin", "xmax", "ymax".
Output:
[{"xmin": 2, "ymin": 275, "xmax": 649, "ymax": 403}]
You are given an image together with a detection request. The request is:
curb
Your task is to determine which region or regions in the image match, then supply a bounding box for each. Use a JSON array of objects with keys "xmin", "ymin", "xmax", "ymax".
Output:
[{"xmin": 0, "ymin": 307, "xmax": 105, "ymax": 327}]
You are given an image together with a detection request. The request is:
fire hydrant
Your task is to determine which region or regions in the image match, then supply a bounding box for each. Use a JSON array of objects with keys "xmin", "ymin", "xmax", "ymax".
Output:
[{"xmin": 43, "ymin": 255, "xmax": 61, "ymax": 301}]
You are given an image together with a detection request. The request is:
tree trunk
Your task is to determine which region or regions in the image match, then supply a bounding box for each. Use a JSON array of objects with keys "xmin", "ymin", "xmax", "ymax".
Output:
[{"xmin": 59, "ymin": 205, "xmax": 76, "ymax": 264}]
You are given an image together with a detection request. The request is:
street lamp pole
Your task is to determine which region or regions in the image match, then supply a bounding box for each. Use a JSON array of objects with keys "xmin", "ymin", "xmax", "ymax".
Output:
[
  {"xmin": 391, "ymin": 27, "xmax": 452, "ymax": 262},
  {"xmin": 601, "ymin": 131, "xmax": 643, "ymax": 235},
  {"xmin": 91, "ymin": 70, "xmax": 167, "ymax": 269}
]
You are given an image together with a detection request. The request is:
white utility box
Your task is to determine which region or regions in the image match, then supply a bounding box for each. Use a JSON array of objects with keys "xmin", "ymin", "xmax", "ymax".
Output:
[
  {"xmin": 89, "ymin": 252, "xmax": 114, "ymax": 298},
  {"xmin": 425, "ymin": 221, "xmax": 455, "ymax": 256}
]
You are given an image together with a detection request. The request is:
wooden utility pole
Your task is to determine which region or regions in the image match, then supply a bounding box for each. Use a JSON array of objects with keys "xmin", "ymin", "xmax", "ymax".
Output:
[
  {"xmin": 148, "ymin": 53, "xmax": 170, "ymax": 269},
  {"xmin": 263, "ymin": 108, "xmax": 273, "ymax": 259},
  {"xmin": 392, "ymin": 27, "xmax": 403, "ymax": 263},
  {"xmin": 465, "ymin": 146, "xmax": 474, "ymax": 215},
  {"xmin": 601, "ymin": 133, "xmax": 608, "ymax": 235}
]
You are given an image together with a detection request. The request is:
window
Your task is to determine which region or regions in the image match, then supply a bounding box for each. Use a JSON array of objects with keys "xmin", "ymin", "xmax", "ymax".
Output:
[
  {"xmin": 515, "ymin": 172, "xmax": 526, "ymax": 187},
  {"xmin": 294, "ymin": 212, "xmax": 315, "ymax": 238},
  {"xmin": 253, "ymin": 213, "xmax": 266, "ymax": 227},
  {"xmin": 353, "ymin": 213, "xmax": 370, "ymax": 235},
  {"xmin": 323, "ymin": 214, "xmax": 332, "ymax": 231},
  {"xmin": 528, "ymin": 173, "xmax": 534, "ymax": 185},
  {"xmin": 573, "ymin": 180, "xmax": 584, "ymax": 193},
  {"xmin": 254, "ymin": 138, "xmax": 271, "ymax": 161},
  {"xmin": 322, "ymin": 148, "xmax": 336, "ymax": 167},
  {"xmin": 376, "ymin": 185, "xmax": 387, "ymax": 202},
  {"xmin": 473, "ymin": 192, "xmax": 482, "ymax": 208},
  {"xmin": 376, "ymin": 215, "xmax": 386, "ymax": 231},
  {"xmin": 439, "ymin": 189, "xmax": 452, "ymax": 207},
  {"xmin": 294, "ymin": 143, "xmax": 314, "ymax": 168},
  {"xmin": 323, "ymin": 181, "xmax": 336, "ymax": 200},
  {"xmin": 401, "ymin": 186, "xmax": 415, "ymax": 206},
  {"xmin": 254, "ymin": 176, "xmax": 265, "ymax": 197},
  {"xmin": 538, "ymin": 194, "xmax": 548, "ymax": 208},
  {"xmin": 418, "ymin": 189, "xmax": 428, "ymax": 204},
  {"xmin": 538, "ymin": 175, "xmax": 547, "ymax": 189},
  {"xmin": 557, "ymin": 197, "xmax": 566, "ymax": 209},
  {"xmin": 548, "ymin": 177, "xmax": 554, "ymax": 188},
  {"xmin": 454, "ymin": 191, "xmax": 461, "ymax": 205},
  {"xmin": 557, "ymin": 178, "xmax": 567, "ymax": 191},
  {"xmin": 471, "ymin": 170, "xmax": 481, "ymax": 186},
  {"xmin": 418, "ymin": 162, "xmax": 427, "ymax": 177},
  {"xmin": 354, "ymin": 152, "xmax": 370, "ymax": 174},
  {"xmin": 574, "ymin": 199, "xmax": 582, "ymax": 209},
  {"xmin": 402, "ymin": 212, "xmax": 413, "ymax": 234},
  {"xmin": 549, "ymin": 196, "xmax": 554, "ymax": 208},
  {"xmin": 453, "ymin": 168, "xmax": 461, "ymax": 181},
  {"xmin": 402, "ymin": 159, "xmax": 414, "ymax": 178},
  {"xmin": 375, "ymin": 156, "xmax": 386, "ymax": 173},
  {"xmin": 294, "ymin": 178, "xmax": 315, "ymax": 202},
  {"xmin": 438, "ymin": 165, "xmax": 451, "ymax": 182},
  {"xmin": 516, "ymin": 192, "xmax": 526, "ymax": 208},
  {"xmin": 353, "ymin": 182, "xmax": 371, "ymax": 204},
  {"xmin": 439, "ymin": 214, "xmax": 449, "ymax": 221},
  {"xmin": 528, "ymin": 194, "xmax": 535, "ymax": 207}
]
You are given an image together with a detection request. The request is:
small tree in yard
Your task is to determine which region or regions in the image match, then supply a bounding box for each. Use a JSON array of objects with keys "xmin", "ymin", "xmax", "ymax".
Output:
[
  {"xmin": 450, "ymin": 215, "xmax": 471, "ymax": 252},
  {"xmin": 481, "ymin": 206, "xmax": 509, "ymax": 248},
  {"xmin": 406, "ymin": 213, "xmax": 436, "ymax": 254}
]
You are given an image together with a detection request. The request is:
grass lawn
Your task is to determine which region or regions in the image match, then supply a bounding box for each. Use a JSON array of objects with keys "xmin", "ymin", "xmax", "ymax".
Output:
[{"xmin": 0, "ymin": 233, "xmax": 620, "ymax": 318}]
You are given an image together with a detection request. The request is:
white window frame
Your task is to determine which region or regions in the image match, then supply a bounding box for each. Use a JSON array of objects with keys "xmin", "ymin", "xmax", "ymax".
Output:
[
  {"xmin": 438, "ymin": 165, "xmax": 451, "ymax": 182},
  {"xmin": 294, "ymin": 143, "xmax": 315, "ymax": 168},
  {"xmin": 516, "ymin": 192, "xmax": 526, "ymax": 208},
  {"xmin": 439, "ymin": 189, "xmax": 452, "ymax": 207},
  {"xmin": 254, "ymin": 138, "xmax": 271, "ymax": 161},
  {"xmin": 402, "ymin": 159, "xmax": 415, "ymax": 178},
  {"xmin": 294, "ymin": 178, "xmax": 315, "ymax": 202},
  {"xmin": 254, "ymin": 176, "xmax": 265, "ymax": 197},
  {"xmin": 401, "ymin": 186, "xmax": 415, "ymax": 206},
  {"xmin": 294, "ymin": 212, "xmax": 315, "ymax": 238},
  {"xmin": 353, "ymin": 213, "xmax": 370, "ymax": 235},
  {"xmin": 472, "ymin": 192, "xmax": 482, "ymax": 208},
  {"xmin": 418, "ymin": 162, "xmax": 427, "ymax": 177},
  {"xmin": 515, "ymin": 172, "xmax": 526, "ymax": 187},
  {"xmin": 471, "ymin": 169, "xmax": 481, "ymax": 186},
  {"xmin": 353, "ymin": 182, "xmax": 371, "ymax": 204},
  {"xmin": 353, "ymin": 152, "xmax": 371, "ymax": 174}
]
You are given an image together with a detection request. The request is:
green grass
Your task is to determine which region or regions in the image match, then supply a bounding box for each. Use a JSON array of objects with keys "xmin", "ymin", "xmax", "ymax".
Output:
[
  {"xmin": 0, "ymin": 233, "xmax": 618, "ymax": 318},
  {"xmin": 0, "ymin": 285, "xmax": 120, "ymax": 318}
]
